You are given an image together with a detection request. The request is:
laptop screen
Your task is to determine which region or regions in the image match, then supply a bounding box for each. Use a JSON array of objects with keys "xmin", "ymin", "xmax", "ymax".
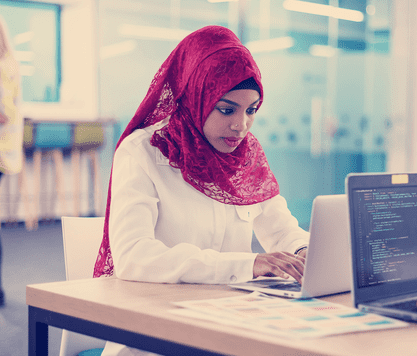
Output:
[{"xmin": 352, "ymin": 185, "xmax": 417, "ymax": 289}]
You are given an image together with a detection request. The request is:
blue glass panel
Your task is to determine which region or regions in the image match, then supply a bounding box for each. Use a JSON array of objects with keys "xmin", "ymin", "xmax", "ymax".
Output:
[{"xmin": 0, "ymin": 0, "xmax": 61, "ymax": 102}]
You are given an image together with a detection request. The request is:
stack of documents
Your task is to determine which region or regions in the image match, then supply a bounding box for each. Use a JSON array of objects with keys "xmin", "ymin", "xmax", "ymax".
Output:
[{"xmin": 170, "ymin": 292, "xmax": 407, "ymax": 339}]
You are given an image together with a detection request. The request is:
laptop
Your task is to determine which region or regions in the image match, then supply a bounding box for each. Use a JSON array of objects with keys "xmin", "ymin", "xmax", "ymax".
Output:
[
  {"xmin": 229, "ymin": 194, "xmax": 351, "ymax": 299},
  {"xmin": 346, "ymin": 172, "xmax": 417, "ymax": 322}
]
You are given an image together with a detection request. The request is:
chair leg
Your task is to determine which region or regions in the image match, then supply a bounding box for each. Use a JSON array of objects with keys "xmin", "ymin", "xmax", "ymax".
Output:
[
  {"xmin": 71, "ymin": 149, "xmax": 81, "ymax": 217},
  {"xmin": 18, "ymin": 154, "xmax": 34, "ymax": 231},
  {"xmin": 47, "ymin": 151, "xmax": 56, "ymax": 221},
  {"xmin": 53, "ymin": 149, "xmax": 67, "ymax": 217},
  {"xmin": 32, "ymin": 150, "xmax": 42, "ymax": 231},
  {"xmin": 89, "ymin": 150, "xmax": 102, "ymax": 217},
  {"xmin": 42, "ymin": 150, "xmax": 58, "ymax": 222},
  {"xmin": 8, "ymin": 174, "xmax": 20, "ymax": 226}
]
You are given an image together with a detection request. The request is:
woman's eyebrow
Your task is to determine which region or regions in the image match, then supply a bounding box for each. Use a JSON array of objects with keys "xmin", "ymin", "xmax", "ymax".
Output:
[
  {"xmin": 219, "ymin": 98, "xmax": 240, "ymax": 106},
  {"xmin": 218, "ymin": 98, "xmax": 261, "ymax": 107}
]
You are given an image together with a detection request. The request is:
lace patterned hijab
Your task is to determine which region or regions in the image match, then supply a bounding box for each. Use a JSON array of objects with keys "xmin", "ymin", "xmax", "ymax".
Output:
[{"xmin": 94, "ymin": 25, "xmax": 279, "ymax": 278}]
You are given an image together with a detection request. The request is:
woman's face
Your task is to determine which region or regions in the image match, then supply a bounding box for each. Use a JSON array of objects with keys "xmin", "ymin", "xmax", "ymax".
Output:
[{"xmin": 203, "ymin": 89, "xmax": 260, "ymax": 153}]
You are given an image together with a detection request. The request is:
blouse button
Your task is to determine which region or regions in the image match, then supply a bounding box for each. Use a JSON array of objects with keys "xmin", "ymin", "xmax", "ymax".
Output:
[{"xmin": 230, "ymin": 275, "xmax": 237, "ymax": 283}]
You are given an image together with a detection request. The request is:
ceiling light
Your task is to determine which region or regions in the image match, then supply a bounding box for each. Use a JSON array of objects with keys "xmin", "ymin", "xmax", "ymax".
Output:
[
  {"xmin": 14, "ymin": 31, "xmax": 34, "ymax": 45},
  {"xmin": 100, "ymin": 40, "xmax": 136, "ymax": 60},
  {"xmin": 246, "ymin": 36, "xmax": 294, "ymax": 53},
  {"xmin": 309, "ymin": 44, "xmax": 338, "ymax": 57},
  {"xmin": 283, "ymin": 0, "xmax": 364, "ymax": 22},
  {"xmin": 119, "ymin": 24, "xmax": 191, "ymax": 41}
]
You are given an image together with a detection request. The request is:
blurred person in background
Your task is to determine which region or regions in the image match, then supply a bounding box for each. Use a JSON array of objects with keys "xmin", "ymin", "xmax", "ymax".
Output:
[{"xmin": 0, "ymin": 15, "xmax": 23, "ymax": 307}]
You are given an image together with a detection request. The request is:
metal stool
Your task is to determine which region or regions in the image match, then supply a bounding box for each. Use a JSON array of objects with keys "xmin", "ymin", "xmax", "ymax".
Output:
[
  {"xmin": 30, "ymin": 122, "xmax": 72, "ymax": 230},
  {"xmin": 17, "ymin": 118, "xmax": 35, "ymax": 230},
  {"xmin": 71, "ymin": 122, "xmax": 104, "ymax": 217}
]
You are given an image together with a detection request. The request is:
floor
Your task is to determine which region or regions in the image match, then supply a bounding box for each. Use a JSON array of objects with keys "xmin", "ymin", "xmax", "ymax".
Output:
[{"xmin": 0, "ymin": 221, "xmax": 66, "ymax": 356}]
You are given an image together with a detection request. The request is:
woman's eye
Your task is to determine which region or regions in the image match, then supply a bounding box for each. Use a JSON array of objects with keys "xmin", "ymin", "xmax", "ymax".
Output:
[
  {"xmin": 217, "ymin": 107, "xmax": 235, "ymax": 115},
  {"xmin": 246, "ymin": 107, "xmax": 258, "ymax": 115}
]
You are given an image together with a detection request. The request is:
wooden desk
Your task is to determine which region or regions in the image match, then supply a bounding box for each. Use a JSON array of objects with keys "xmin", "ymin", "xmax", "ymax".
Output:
[{"xmin": 26, "ymin": 278, "xmax": 417, "ymax": 356}]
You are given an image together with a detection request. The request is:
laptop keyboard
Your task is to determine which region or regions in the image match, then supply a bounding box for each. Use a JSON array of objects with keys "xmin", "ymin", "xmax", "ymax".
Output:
[
  {"xmin": 386, "ymin": 299, "xmax": 417, "ymax": 312},
  {"xmin": 268, "ymin": 281, "xmax": 301, "ymax": 291}
]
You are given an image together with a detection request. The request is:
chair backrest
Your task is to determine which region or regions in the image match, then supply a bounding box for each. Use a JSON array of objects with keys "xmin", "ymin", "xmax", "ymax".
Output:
[
  {"xmin": 62, "ymin": 216, "xmax": 105, "ymax": 280},
  {"xmin": 60, "ymin": 216, "xmax": 106, "ymax": 356}
]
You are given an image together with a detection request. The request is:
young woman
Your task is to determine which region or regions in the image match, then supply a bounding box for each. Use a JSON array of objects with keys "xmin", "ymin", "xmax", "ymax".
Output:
[
  {"xmin": 0, "ymin": 16, "xmax": 22, "ymax": 308},
  {"xmin": 95, "ymin": 25, "xmax": 309, "ymax": 356}
]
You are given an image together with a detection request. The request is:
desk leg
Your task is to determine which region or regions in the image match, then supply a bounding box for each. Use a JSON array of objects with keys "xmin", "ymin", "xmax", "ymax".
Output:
[{"xmin": 28, "ymin": 306, "xmax": 49, "ymax": 356}]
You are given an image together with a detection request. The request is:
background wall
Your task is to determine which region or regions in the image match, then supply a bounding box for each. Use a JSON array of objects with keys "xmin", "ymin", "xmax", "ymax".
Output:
[
  {"xmin": 95, "ymin": 0, "xmax": 391, "ymax": 227},
  {"xmin": 1, "ymin": 0, "xmax": 414, "ymax": 229}
]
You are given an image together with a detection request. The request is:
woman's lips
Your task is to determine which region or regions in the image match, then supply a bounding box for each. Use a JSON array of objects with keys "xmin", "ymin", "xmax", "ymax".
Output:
[{"xmin": 223, "ymin": 137, "xmax": 243, "ymax": 147}]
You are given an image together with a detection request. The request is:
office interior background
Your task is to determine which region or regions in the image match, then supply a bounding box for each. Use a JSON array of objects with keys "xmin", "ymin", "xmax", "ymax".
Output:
[
  {"xmin": 0, "ymin": 0, "xmax": 415, "ymax": 229},
  {"xmin": 0, "ymin": 0, "xmax": 416, "ymax": 354}
]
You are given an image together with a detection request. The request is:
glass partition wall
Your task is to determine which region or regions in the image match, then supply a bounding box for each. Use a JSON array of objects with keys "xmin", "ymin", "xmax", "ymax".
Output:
[
  {"xmin": 0, "ymin": 0, "xmax": 61, "ymax": 102},
  {"xmin": 97, "ymin": 0, "xmax": 392, "ymax": 228},
  {"xmin": 244, "ymin": 0, "xmax": 391, "ymax": 227}
]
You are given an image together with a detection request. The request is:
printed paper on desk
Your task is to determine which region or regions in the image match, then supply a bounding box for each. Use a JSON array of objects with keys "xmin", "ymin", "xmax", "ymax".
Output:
[{"xmin": 170, "ymin": 292, "xmax": 408, "ymax": 339}]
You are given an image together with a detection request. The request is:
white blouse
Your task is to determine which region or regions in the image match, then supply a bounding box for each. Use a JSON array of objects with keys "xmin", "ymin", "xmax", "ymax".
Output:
[{"xmin": 109, "ymin": 123, "xmax": 310, "ymax": 285}]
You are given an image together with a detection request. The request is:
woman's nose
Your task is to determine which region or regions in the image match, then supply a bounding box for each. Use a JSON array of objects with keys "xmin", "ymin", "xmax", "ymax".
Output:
[{"xmin": 231, "ymin": 112, "xmax": 248, "ymax": 131}]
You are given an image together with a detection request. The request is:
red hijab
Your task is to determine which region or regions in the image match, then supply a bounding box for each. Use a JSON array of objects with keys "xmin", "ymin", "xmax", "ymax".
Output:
[{"xmin": 93, "ymin": 25, "xmax": 279, "ymax": 278}]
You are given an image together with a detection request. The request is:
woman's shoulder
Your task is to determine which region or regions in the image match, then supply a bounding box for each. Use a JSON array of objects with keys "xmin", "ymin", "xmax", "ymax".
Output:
[
  {"xmin": 119, "ymin": 121, "xmax": 165, "ymax": 150},
  {"xmin": 116, "ymin": 121, "xmax": 168, "ymax": 165},
  {"xmin": 120, "ymin": 127, "xmax": 152, "ymax": 148}
]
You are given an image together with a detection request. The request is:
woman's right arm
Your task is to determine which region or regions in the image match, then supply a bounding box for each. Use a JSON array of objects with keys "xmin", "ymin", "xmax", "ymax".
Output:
[{"xmin": 109, "ymin": 140, "xmax": 256, "ymax": 284}]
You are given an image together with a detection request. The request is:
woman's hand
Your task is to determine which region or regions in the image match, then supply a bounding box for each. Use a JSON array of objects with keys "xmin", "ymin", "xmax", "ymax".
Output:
[
  {"xmin": 253, "ymin": 252, "xmax": 306, "ymax": 284},
  {"xmin": 296, "ymin": 248, "xmax": 307, "ymax": 259}
]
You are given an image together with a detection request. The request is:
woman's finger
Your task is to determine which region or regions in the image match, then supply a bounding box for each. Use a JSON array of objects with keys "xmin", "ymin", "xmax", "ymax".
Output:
[
  {"xmin": 272, "ymin": 259, "xmax": 303, "ymax": 284},
  {"xmin": 253, "ymin": 253, "xmax": 306, "ymax": 283},
  {"xmin": 270, "ymin": 252, "xmax": 305, "ymax": 275}
]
